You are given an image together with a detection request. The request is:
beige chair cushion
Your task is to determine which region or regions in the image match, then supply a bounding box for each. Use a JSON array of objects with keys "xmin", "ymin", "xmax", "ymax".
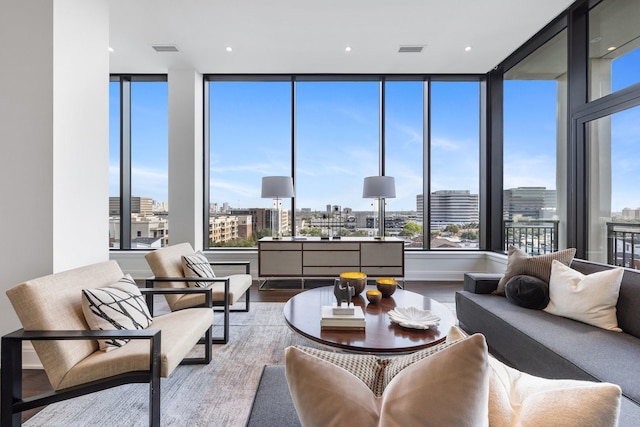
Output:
[
  {"xmin": 145, "ymin": 242, "xmax": 251, "ymax": 309},
  {"xmin": 57, "ymin": 307, "xmax": 213, "ymax": 389}
]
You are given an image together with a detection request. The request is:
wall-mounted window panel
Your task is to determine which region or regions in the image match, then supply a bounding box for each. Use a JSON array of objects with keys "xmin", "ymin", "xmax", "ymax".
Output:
[
  {"xmin": 384, "ymin": 81, "xmax": 424, "ymax": 248},
  {"xmin": 587, "ymin": 104, "xmax": 640, "ymax": 265},
  {"xmin": 503, "ymin": 29, "xmax": 567, "ymax": 254},
  {"xmin": 296, "ymin": 81, "xmax": 379, "ymax": 238},
  {"xmin": 208, "ymin": 81, "xmax": 292, "ymax": 247},
  {"xmin": 109, "ymin": 76, "xmax": 168, "ymax": 250},
  {"xmin": 108, "ymin": 81, "xmax": 120, "ymax": 248},
  {"xmin": 130, "ymin": 81, "xmax": 169, "ymax": 247},
  {"xmin": 589, "ymin": 0, "xmax": 640, "ymax": 101},
  {"xmin": 430, "ymin": 82, "xmax": 480, "ymax": 250}
]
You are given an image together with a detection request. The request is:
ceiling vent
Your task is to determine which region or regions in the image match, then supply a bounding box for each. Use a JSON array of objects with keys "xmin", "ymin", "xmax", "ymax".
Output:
[
  {"xmin": 398, "ymin": 45, "xmax": 424, "ymax": 53},
  {"xmin": 152, "ymin": 44, "xmax": 180, "ymax": 52}
]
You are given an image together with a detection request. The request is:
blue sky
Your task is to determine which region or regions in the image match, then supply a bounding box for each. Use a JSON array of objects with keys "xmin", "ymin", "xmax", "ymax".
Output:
[{"xmin": 110, "ymin": 52, "xmax": 640, "ymax": 213}]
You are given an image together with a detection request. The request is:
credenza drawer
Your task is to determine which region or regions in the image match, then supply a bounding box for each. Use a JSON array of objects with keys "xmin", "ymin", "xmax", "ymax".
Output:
[
  {"xmin": 259, "ymin": 251, "xmax": 303, "ymax": 276},
  {"xmin": 303, "ymin": 251, "xmax": 360, "ymax": 266},
  {"xmin": 303, "ymin": 266, "xmax": 360, "ymax": 276}
]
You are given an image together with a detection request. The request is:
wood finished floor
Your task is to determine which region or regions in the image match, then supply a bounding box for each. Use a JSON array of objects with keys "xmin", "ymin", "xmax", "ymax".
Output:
[{"xmin": 14, "ymin": 280, "xmax": 462, "ymax": 423}]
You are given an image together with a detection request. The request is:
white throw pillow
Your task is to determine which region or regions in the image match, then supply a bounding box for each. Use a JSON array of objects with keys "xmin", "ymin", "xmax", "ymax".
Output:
[
  {"xmin": 182, "ymin": 252, "xmax": 216, "ymax": 288},
  {"xmin": 285, "ymin": 330, "xmax": 490, "ymax": 427},
  {"xmin": 81, "ymin": 274, "xmax": 153, "ymax": 351},
  {"xmin": 446, "ymin": 326, "xmax": 621, "ymax": 427},
  {"xmin": 488, "ymin": 355, "xmax": 621, "ymax": 427},
  {"xmin": 544, "ymin": 260, "xmax": 623, "ymax": 331}
]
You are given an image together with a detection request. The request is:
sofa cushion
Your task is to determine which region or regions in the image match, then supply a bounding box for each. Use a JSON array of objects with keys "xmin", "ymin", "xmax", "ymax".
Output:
[
  {"xmin": 285, "ymin": 332, "xmax": 490, "ymax": 427},
  {"xmin": 456, "ymin": 290, "xmax": 640, "ymax": 410},
  {"xmin": 81, "ymin": 274, "xmax": 153, "ymax": 351},
  {"xmin": 182, "ymin": 252, "xmax": 216, "ymax": 288},
  {"xmin": 495, "ymin": 246, "xmax": 576, "ymax": 295},
  {"xmin": 504, "ymin": 275, "xmax": 549, "ymax": 310},
  {"xmin": 545, "ymin": 260, "xmax": 623, "ymax": 332}
]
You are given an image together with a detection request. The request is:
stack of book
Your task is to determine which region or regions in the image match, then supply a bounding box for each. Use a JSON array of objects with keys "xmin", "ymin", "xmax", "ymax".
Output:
[{"xmin": 320, "ymin": 305, "xmax": 366, "ymax": 331}]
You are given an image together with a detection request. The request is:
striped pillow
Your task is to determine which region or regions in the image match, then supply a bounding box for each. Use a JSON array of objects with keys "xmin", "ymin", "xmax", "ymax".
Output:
[
  {"xmin": 494, "ymin": 246, "xmax": 576, "ymax": 296},
  {"xmin": 182, "ymin": 252, "xmax": 216, "ymax": 288},
  {"xmin": 81, "ymin": 275, "xmax": 153, "ymax": 351}
]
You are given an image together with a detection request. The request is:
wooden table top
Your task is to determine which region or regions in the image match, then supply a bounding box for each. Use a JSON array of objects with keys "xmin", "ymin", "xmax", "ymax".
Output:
[{"xmin": 283, "ymin": 286, "xmax": 456, "ymax": 354}]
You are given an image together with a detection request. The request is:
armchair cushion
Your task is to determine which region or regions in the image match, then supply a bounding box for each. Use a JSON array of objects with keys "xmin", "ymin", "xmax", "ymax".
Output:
[
  {"xmin": 182, "ymin": 252, "xmax": 216, "ymax": 288},
  {"xmin": 81, "ymin": 274, "xmax": 153, "ymax": 351},
  {"xmin": 57, "ymin": 306, "xmax": 213, "ymax": 389}
]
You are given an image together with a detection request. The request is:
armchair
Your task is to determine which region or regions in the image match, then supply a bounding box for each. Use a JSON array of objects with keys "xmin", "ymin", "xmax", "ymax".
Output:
[
  {"xmin": 144, "ymin": 243, "xmax": 252, "ymax": 344},
  {"xmin": 1, "ymin": 260, "xmax": 213, "ymax": 427}
]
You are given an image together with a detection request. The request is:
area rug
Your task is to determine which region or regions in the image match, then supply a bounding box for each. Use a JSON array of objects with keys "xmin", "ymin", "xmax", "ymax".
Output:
[
  {"xmin": 245, "ymin": 366, "xmax": 300, "ymax": 427},
  {"xmin": 24, "ymin": 303, "xmax": 308, "ymax": 427}
]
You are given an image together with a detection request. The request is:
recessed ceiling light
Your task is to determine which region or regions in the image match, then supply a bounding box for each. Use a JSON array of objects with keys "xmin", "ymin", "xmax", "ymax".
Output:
[
  {"xmin": 607, "ymin": 46, "xmax": 617, "ymax": 51},
  {"xmin": 345, "ymin": 46, "xmax": 352, "ymax": 52},
  {"xmin": 226, "ymin": 46, "xmax": 233, "ymax": 52},
  {"xmin": 465, "ymin": 46, "xmax": 472, "ymax": 52},
  {"xmin": 108, "ymin": 47, "xmax": 114, "ymax": 52},
  {"xmin": 590, "ymin": 36, "xmax": 603, "ymax": 43}
]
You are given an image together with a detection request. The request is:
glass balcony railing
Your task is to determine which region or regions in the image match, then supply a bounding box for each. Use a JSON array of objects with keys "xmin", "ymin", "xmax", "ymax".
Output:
[
  {"xmin": 607, "ymin": 222, "xmax": 640, "ymax": 269},
  {"xmin": 504, "ymin": 220, "xmax": 559, "ymax": 255}
]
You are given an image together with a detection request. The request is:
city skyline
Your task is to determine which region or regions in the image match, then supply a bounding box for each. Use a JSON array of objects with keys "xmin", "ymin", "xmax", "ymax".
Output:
[{"xmin": 110, "ymin": 55, "xmax": 640, "ymax": 213}]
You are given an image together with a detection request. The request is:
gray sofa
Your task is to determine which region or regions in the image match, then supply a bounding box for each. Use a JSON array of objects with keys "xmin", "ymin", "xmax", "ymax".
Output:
[{"xmin": 456, "ymin": 258, "xmax": 640, "ymax": 426}]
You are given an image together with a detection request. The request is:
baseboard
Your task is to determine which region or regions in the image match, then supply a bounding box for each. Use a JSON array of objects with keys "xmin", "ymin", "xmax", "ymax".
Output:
[{"xmin": 22, "ymin": 342, "xmax": 43, "ymax": 369}]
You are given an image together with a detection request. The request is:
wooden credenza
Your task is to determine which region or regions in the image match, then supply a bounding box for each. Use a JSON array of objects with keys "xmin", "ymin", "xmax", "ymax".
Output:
[{"xmin": 258, "ymin": 237, "xmax": 404, "ymax": 278}]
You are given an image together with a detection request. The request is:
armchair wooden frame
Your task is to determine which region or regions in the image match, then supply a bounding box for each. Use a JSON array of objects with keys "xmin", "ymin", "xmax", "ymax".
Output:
[
  {"xmin": 145, "ymin": 260, "xmax": 250, "ymax": 344},
  {"xmin": 1, "ymin": 286, "xmax": 213, "ymax": 427}
]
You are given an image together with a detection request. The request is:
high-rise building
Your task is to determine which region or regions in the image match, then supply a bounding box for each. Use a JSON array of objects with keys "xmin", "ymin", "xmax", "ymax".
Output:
[
  {"xmin": 430, "ymin": 190, "xmax": 479, "ymax": 228},
  {"xmin": 416, "ymin": 194, "xmax": 424, "ymax": 221},
  {"xmin": 503, "ymin": 187, "xmax": 557, "ymax": 220},
  {"xmin": 109, "ymin": 196, "xmax": 154, "ymax": 216}
]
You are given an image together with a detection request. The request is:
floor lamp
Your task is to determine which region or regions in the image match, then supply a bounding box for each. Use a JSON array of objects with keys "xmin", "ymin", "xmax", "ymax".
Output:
[
  {"xmin": 363, "ymin": 176, "xmax": 396, "ymax": 239},
  {"xmin": 261, "ymin": 176, "xmax": 295, "ymax": 239}
]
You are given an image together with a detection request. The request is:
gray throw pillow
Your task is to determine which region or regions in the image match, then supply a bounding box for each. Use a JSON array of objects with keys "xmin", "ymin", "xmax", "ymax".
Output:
[{"xmin": 504, "ymin": 275, "xmax": 549, "ymax": 310}]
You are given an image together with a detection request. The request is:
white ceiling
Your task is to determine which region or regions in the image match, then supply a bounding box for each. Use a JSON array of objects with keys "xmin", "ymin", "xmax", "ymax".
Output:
[{"xmin": 108, "ymin": 0, "xmax": 575, "ymax": 75}]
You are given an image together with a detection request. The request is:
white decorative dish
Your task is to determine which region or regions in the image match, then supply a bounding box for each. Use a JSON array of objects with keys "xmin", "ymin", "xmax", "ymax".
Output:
[{"xmin": 388, "ymin": 307, "xmax": 440, "ymax": 330}]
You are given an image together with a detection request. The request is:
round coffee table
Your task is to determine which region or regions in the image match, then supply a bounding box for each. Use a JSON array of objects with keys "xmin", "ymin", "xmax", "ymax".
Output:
[{"xmin": 283, "ymin": 286, "xmax": 456, "ymax": 354}]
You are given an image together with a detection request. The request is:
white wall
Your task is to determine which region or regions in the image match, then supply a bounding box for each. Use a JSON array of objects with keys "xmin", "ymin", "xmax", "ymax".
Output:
[{"xmin": 0, "ymin": 0, "xmax": 109, "ymax": 338}]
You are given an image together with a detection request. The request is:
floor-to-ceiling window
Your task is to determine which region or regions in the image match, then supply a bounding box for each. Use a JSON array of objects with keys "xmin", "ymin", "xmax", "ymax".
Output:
[
  {"xmin": 204, "ymin": 76, "xmax": 481, "ymax": 250},
  {"xmin": 296, "ymin": 81, "xmax": 379, "ymax": 239},
  {"xmin": 207, "ymin": 81, "xmax": 292, "ymax": 247},
  {"xmin": 430, "ymin": 81, "xmax": 480, "ymax": 250},
  {"xmin": 587, "ymin": 105, "xmax": 640, "ymax": 264},
  {"xmin": 584, "ymin": 0, "xmax": 640, "ymax": 265},
  {"xmin": 503, "ymin": 29, "xmax": 568, "ymax": 255},
  {"xmin": 384, "ymin": 81, "xmax": 424, "ymax": 247},
  {"xmin": 109, "ymin": 76, "xmax": 168, "ymax": 250}
]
